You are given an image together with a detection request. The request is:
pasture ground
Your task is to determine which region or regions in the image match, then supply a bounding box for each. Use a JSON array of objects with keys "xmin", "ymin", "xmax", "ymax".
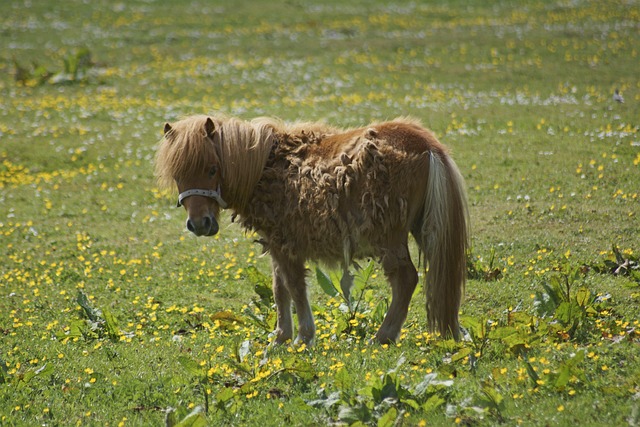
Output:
[{"xmin": 1, "ymin": 0, "xmax": 639, "ymax": 425}]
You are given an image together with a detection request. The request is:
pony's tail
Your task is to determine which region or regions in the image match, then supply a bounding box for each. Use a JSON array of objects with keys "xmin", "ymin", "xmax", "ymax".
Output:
[{"xmin": 418, "ymin": 152, "xmax": 469, "ymax": 340}]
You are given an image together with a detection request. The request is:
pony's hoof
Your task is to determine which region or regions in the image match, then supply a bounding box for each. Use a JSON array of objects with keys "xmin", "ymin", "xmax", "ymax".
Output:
[
  {"xmin": 373, "ymin": 333, "xmax": 397, "ymax": 346},
  {"xmin": 294, "ymin": 335, "xmax": 315, "ymax": 347},
  {"xmin": 270, "ymin": 329, "xmax": 293, "ymax": 346},
  {"xmin": 269, "ymin": 338, "xmax": 292, "ymax": 348}
]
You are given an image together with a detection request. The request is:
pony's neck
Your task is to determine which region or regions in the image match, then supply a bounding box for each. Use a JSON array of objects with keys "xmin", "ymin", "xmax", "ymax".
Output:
[{"xmin": 217, "ymin": 118, "xmax": 277, "ymax": 212}]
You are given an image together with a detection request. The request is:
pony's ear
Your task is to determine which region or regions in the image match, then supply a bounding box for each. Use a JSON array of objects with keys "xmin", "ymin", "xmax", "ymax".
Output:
[
  {"xmin": 204, "ymin": 117, "xmax": 216, "ymax": 139},
  {"xmin": 163, "ymin": 123, "xmax": 172, "ymax": 135}
]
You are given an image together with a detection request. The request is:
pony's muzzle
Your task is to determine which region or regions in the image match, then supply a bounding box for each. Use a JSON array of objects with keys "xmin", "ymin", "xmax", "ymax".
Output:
[{"xmin": 186, "ymin": 215, "xmax": 219, "ymax": 236}]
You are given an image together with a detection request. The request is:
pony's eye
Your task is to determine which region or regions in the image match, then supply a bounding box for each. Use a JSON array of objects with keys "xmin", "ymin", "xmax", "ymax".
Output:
[{"xmin": 209, "ymin": 166, "xmax": 217, "ymax": 177}]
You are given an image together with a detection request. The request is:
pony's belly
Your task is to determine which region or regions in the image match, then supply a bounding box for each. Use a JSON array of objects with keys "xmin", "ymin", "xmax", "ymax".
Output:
[{"xmin": 289, "ymin": 221, "xmax": 380, "ymax": 264}]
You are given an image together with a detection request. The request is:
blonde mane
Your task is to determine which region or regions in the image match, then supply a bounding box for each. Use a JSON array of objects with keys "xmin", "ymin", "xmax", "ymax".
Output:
[
  {"xmin": 156, "ymin": 115, "xmax": 214, "ymax": 191},
  {"xmin": 213, "ymin": 115, "xmax": 276, "ymax": 210}
]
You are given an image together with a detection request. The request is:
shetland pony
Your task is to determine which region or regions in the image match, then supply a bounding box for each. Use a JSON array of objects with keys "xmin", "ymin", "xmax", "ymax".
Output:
[{"xmin": 156, "ymin": 114, "xmax": 469, "ymax": 344}]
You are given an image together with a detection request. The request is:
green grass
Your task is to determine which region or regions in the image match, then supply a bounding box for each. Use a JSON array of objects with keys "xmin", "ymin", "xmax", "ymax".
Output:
[{"xmin": 1, "ymin": 0, "xmax": 639, "ymax": 425}]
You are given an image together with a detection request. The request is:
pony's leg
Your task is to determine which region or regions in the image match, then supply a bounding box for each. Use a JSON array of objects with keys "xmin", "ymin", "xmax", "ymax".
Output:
[
  {"xmin": 271, "ymin": 260, "xmax": 293, "ymax": 344},
  {"xmin": 271, "ymin": 253, "xmax": 316, "ymax": 345},
  {"xmin": 375, "ymin": 244, "xmax": 418, "ymax": 344}
]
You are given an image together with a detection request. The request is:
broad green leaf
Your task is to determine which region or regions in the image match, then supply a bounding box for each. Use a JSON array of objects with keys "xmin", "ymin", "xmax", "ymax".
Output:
[
  {"xmin": 546, "ymin": 278, "xmax": 564, "ymax": 305},
  {"xmin": 239, "ymin": 382, "xmax": 254, "ymax": 394},
  {"xmin": 338, "ymin": 405, "xmax": 369, "ymax": 424},
  {"xmin": 555, "ymin": 301, "xmax": 574, "ymax": 324},
  {"xmin": 177, "ymin": 356, "xmax": 204, "ymax": 377},
  {"xmin": 34, "ymin": 363, "xmax": 54, "ymax": 377},
  {"xmin": 21, "ymin": 370, "xmax": 36, "ymax": 384},
  {"xmin": 377, "ymin": 407, "xmax": 397, "ymax": 427},
  {"xmin": 210, "ymin": 310, "xmax": 244, "ymax": 324},
  {"xmin": 210, "ymin": 311, "xmax": 245, "ymax": 331},
  {"xmin": 286, "ymin": 358, "xmax": 315, "ymax": 381},
  {"xmin": 460, "ymin": 316, "xmax": 483, "ymax": 339},
  {"xmin": 353, "ymin": 260, "xmax": 375, "ymax": 295},
  {"xmin": 175, "ymin": 406, "xmax": 207, "ymax": 427},
  {"xmin": 164, "ymin": 407, "xmax": 177, "ymax": 427},
  {"xmin": 338, "ymin": 406, "xmax": 360, "ymax": 424},
  {"xmin": 489, "ymin": 326, "xmax": 518, "ymax": 340},
  {"xmin": 570, "ymin": 349, "xmax": 586, "ymax": 365},
  {"xmin": 248, "ymin": 266, "xmax": 273, "ymax": 305},
  {"xmin": 555, "ymin": 364, "xmax": 571, "ymax": 389},
  {"xmin": 480, "ymin": 385, "xmax": 504, "ymax": 410},
  {"xmin": 306, "ymin": 391, "xmax": 342, "ymax": 409},
  {"xmin": 501, "ymin": 333, "xmax": 527, "ymax": 352},
  {"xmin": 0, "ymin": 357, "xmax": 7, "ymax": 384},
  {"xmin": 507, "ymin": 311, "xmax": 534, "ymax": 326},
  {"xmin": 216, "ymin": 387, "xmax": 235, "ymax": 404},
  {"xmin": 279, "ymin": 357, "xmax": 316, "ymax": 382},
  {"xmin": 372, "ymin": 298, "xmax": 388, "ymax": 324},
  {"xmin": 19, "ymin": 363, "xmax": 54, "ymax": 385},
  {"xmin": 103, "ymin": 308, "xmax": 120, "ymax": 341},
  {"xmin": 556, "ymin": 349, "xmax": 587, "ymax": 389},
  {"xmin": 68, "ymin": 320, "xmax": 85, "ymax": 338},
  {"xmin": 570, "ymin": 266, "xmax": 581, "ymax": 283},
  {"xmin": 376, "ymin": 374, "xmax": 398, "ymax": 401},
  {"xmin": 575, "ymin": 287, "xmax": 592, "ymax": 307},
  {"xmin": 403, "ymin": 398, "xmax": 420, "ymax": 410},
  {"xmin": 316, "ymin": 267, "xmax": 339, "ymax": 297},
  {"xmin": 247, "ymin": 265, "xmax": 270, "ymax": 285},
  {"xmin": 422, "ymin": 394, "xmax": 445, "ymax": 413},
  {"xmin": 474, "ymin": 387, "xmax": 504, "ymax": 415},
  {"xmin": 334, "ymin": 367, "xmax": 352, "ymax": 392},
  {"xmin": 524, "ymin": 360, "xmax": 539, "ymax": 386},
  {"xmin": 76, "ymin": 290, "xmax": 102, "ymax": 322},
  {"xmin": 451, "ymin": 347, "xmax": 472, "ymax": 363},
  {"xmin": 414, "ymin": 373, "xmax": 454, "ymax": 397},
  {"xmin": 585, "ymin": 306, "xmax": 599, "ymax": 316},
  {"xmin": 335, "ymin": 316, "xmax": 348, "ymax": 335}
]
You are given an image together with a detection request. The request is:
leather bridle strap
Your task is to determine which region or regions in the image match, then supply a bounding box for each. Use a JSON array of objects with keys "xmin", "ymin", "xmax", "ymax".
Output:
[{"xmin": 177, "ymin": 186, "xmax": 227, "ymax": 208}]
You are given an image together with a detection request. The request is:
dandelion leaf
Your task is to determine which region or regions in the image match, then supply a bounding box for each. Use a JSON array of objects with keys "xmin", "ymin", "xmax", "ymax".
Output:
[
  {"xmin": 377, "ymin": 407, "xmax": 397, "ymax": 427},
  {"xmin": 76, "ymin": 290, "xmax": 102, "ymax": 322},
  {"xmin": 177, "ymin": 356, "xmax": 204, "ymax": 377},
  {"xmin": 316, "ymin": 267, "xmax": 339, "ymax": 297},
  {"xmin": 102, "ymin": 308, "xmax": 120, "ymax": 341},
  {"xmin": 334, "ymin": 367, "xmax": 352, "ymax": 392},
  {"xmin": 422, "ymin": 394, "xmax": 446, "ymax": 413},
  {"xmin": 175, "ymin": 405, "xmax": 207, "ymax": 427}
]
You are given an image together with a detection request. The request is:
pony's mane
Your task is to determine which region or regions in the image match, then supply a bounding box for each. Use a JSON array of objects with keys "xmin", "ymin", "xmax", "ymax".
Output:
[
  {"xmin": 155, "ymin": 114, "xmax": 340, "ymax": 209},
  {"xmin": 215, "ymin": 115, "xmax": 278, "ymax": 209},
  {"xmin": 216, "ymin": 115, "xmax": 341, "ymax": 209},
  {"xmin": 155, "ymin": 115, "xmax": 217, "ymax": 191}
]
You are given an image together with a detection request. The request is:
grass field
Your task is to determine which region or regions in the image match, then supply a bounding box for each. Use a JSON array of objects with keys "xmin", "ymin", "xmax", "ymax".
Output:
[{"xmin": 1, "ymin": 0, "xmax": 639, "ymax": 425}]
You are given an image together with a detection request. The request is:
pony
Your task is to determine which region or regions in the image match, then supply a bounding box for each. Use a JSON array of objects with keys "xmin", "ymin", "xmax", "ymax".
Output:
[{"xmin": 155, "ymin": 114, "xmax": 469, "ymax": 344}]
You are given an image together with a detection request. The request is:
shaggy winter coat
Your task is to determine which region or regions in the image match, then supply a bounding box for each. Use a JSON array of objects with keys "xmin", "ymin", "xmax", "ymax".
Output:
[{"xmin": 156, "ymin": 115, "xmax": 469, "ymax": 344}]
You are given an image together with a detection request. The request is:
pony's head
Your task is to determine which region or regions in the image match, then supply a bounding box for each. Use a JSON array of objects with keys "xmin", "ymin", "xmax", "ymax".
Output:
[
  {"xmin": 156, "ymin": 115, "xmax": 225, "ymax": 236},
  {"xmin": 157, "ymin": 114, "xmax": 281, "ymax": 236}
]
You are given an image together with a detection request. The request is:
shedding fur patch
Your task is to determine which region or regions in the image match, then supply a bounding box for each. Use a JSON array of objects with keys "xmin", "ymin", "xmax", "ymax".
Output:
[{"xmin": 240, "ymin": 128, "xmax": 428, "ymax": 266}]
